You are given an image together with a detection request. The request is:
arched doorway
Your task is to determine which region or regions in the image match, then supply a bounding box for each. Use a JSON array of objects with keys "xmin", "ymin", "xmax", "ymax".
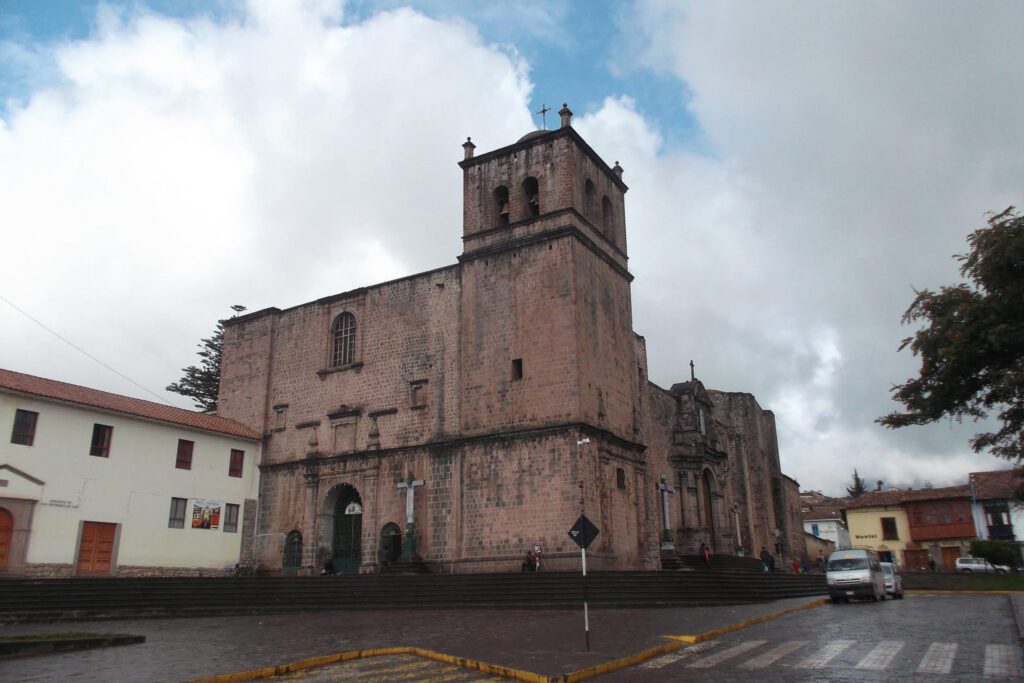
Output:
[
  {"xmin": 332, "ymin": 485, "xmax": 362, "ymax": 574},
  {"xmin": 283, "ymin": 530, "xmax": 302, "ymax": 576},
  {"xmin": 702, "ymin": 470, "xmax": 716, "ymax": 551},
  {"xmin": 0, "ymin": 509, "xmax": 12, "ymax": 570},
  {"xmin": 380, "ymin": 523, "xmax": 402, "ymax": 567}
]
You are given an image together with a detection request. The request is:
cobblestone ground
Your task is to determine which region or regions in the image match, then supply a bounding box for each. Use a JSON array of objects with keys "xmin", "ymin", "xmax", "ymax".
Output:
[{"xmin": 0, "ymin": 598, "xmax": 819, "ymax": 682}]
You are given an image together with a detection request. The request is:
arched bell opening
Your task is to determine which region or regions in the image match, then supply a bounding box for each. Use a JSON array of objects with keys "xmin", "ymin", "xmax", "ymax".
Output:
[
  {"xmin": 522, "ymin": 177, "xmax": 540, "ymax": 218},
  {"xmin": 494, "ymin": 186, "xmax": 510, "ymax": 227}
]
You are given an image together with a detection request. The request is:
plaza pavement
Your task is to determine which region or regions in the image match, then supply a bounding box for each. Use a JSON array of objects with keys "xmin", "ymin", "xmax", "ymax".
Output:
[{"xmin": 2, "ymin": 597, "xmax": 826, "ymax": 682}]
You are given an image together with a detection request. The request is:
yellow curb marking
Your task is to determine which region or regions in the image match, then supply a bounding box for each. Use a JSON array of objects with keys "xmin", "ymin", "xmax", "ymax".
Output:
[
  {"xmin": 665, "ymin": 598, "xmax": 829, "ymax": 645},
  {"xmin": 184, "ymin": 598, "xmax": 831, "ymax": 683}
]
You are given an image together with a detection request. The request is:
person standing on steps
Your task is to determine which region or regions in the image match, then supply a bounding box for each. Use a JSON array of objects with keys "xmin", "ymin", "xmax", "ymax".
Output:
[
  {"xmin": 761, "ymin": 547, "xmax": 771, "ymax": 573},
  {"xmin": 700, "ymin": 542, "xmax": 710, "ymax": 568}
]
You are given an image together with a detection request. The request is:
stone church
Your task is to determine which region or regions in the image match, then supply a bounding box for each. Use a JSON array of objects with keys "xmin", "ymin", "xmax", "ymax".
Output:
[{"xmin": 218, "ymin": 105, "xmax": 804, "ymax": 574}]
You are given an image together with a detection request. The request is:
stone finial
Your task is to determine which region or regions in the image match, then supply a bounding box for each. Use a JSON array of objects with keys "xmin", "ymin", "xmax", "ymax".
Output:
[
  {"xmin": 462, "ymin": 136, "xmax": 476, "ymax": 159},
  {"xmin": 612, "ymin": 161, "xmax": 623, "ymax": 178},
  {"xmin": 558, "ymin": 103, "xmax": 573, "ymax": 128}
]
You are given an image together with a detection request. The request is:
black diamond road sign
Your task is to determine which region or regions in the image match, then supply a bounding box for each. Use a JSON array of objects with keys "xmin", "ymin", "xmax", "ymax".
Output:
[{"xmin": 568, "ymin": 515, "xmax": 600, "ymax": 549}]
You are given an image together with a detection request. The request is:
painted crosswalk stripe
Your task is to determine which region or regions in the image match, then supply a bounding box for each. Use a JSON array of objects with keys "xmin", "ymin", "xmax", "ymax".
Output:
[
  {"xmin": 917, "ymin": 642, "xmax": 957, "ymax": 674},
  {"xmin": 856, "ymin": 640, "xmax": 905, "ymax": 670},
  {"xmin": 792, "ymin": 639, "xmax": 855, "ymax": 669},
  {"xmin": 689, "ymin": 640, "xmax": 767, "ymax": 668},
  {"xmin": 639, "ymin": 641, "xmax": 718, "ymax": 668},
  {"xmin": 739, "ymin": 640, "xmax": 807, "ymax": 669},
  {"xmin": 984, "ymin": 644, "xmax": 1022, "ymax": 678}
]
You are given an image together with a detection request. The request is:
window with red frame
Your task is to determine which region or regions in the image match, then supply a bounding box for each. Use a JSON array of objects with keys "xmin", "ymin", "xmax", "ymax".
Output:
[
  {"xmin": 11, "ymin": 409, "xmax": 38, "ymax": 446},
  {"xmin": 176, "ymin": 439, "xmax": 194, "ymax": 470},
  {"xmin": 229, "ymin": 449, "xmax": 244, "ymax": 477},
  {"xmin": 89, "ymin": 424, "xmax": 113, "ymax": 457}
]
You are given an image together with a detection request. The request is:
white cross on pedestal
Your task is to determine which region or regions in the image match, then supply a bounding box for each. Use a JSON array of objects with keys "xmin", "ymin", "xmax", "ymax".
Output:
[
  {"xmin": 657, "ymin": 475, "xmax": 675, "ymax": 547},
  {"xmin": 396, "ymin": 473, "xmax": 424, "ymax": 524}
]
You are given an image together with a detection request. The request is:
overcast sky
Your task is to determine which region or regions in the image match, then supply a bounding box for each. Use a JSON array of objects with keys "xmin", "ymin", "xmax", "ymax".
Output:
[{"xmin": 2, "ymin": 1, "xmax": 1021, "ymax": 496}]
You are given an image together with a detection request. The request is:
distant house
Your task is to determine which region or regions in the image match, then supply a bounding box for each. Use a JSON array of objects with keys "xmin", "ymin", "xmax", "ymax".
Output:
[
  {"xmin": 0, "ymin": 368, "xmax": 261, "ymax": 576},
  {"xmin": 970, "ymin": 469, "xmax": 1022, "ymax": 563},
  {"xmin": 844, "ymin": 485, "xmax": 976, "ymax": 571},
  {"xmin": 800, "ymin": 490, "xmax": 851, "ymax": 551}
]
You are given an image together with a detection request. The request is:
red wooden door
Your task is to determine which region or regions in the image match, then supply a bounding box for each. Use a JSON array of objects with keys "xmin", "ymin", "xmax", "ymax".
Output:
[
  {"xmin": 77, "ymin": 522, "xmax": 116, "ymax": 575},
  {"xmin": 0, "ymin": 509, "xmax": 12, "ymax": 569}
]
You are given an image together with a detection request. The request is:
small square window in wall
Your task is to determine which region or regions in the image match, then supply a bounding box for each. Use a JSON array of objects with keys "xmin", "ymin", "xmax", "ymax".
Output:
[
  {"xmin": 410, "ymin": 380, "xmax": 428, "ymax": 409},
  {"xmin": 176, "ymin": 439, "xmax": 194, "ymax": 470},
  {"xmin": 89, "ymin": 424, "xmax": 113, "ymax": 457},
  {"xmin": 229, "ymin": 449, "xmax": 244, "ymax": 477},
  {"xmin": 11, "ymin": 409, "xmax": 38, "ymax": 446},
  {"xmin": 273, "ymin": 404, "xmax": 288, "ymax": 431},
  {"xmin": 512, "ymin": 358, "xmax": 523, "ymax": 380},
  {"xmin": 168, "ymin": 497, "xmax": 187, "ymax": 528},
  {"xmin": 223, "ymin": 503, "xmax": 240, "ymax": 533}
]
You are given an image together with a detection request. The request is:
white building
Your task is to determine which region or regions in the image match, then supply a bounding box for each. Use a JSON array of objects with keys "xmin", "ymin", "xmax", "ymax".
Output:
[
  {"xmin": 0, "ymin": 368, "xmax": 261, "ymax": 576},
  {"xmin": 803, "ymin": 515, "xmax": 851, "ymax": 550},
  {"xmin": 969, "ymin": 469, "xmax": 1022, "ymax": 555}
]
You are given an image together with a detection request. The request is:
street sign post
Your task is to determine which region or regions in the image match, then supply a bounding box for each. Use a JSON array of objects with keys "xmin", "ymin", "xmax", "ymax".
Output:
[{"xmin": 568, "ymin": 514, "xmax": 600, "ymax": 651}]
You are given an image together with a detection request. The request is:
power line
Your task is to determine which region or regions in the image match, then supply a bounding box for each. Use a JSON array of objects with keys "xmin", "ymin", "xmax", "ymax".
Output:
[{"xmin": 1, "ymin": 294, "xmax": 188, "ymax": 409}]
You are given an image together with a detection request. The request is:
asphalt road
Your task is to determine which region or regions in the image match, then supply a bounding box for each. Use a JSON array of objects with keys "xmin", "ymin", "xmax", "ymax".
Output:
[{"xmin": 604, "ymin": 593, "xmax": 1023, "ymax": 682}]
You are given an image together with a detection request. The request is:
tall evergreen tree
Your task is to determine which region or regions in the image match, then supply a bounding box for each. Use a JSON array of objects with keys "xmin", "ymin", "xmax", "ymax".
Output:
[
  {"xmin": 167, "ymin": 305, "xmax": 246, "ymax": 412},
  {"xmin": 847, "ymin": 469, "xmax": 868, "ymax": 498},
  {"xmin": 877, "ymin": 207, "xmax": 1024, "ymax": 462}
]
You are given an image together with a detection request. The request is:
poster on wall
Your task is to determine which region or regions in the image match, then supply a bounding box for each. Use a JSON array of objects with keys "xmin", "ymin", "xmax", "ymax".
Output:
[{"xmin": 191, "ymin": 499, "xmax": 222, "ymax": 529}]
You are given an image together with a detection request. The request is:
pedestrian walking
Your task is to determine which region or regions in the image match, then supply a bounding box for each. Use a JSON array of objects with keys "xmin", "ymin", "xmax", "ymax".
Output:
[
  {"xmin": 700, "ymin": 542, "xmax": 711, "ymax": 568},
  {"xmin": 816, "ymin": 549, "xmax": 825, "ymax": 573},
  {"xmin": 760, "ymin": 548, "xmax": 771, "ymax": 573}
]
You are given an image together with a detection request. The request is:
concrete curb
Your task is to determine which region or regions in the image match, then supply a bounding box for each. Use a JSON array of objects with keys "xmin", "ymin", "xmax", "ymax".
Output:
[
  {"xmin": 184, "ymin": 598, "xmax": 830, "ymax": 683},
  {"xmin": 666, "ymin": 597, "xmax": 829, "ymax": 644}
]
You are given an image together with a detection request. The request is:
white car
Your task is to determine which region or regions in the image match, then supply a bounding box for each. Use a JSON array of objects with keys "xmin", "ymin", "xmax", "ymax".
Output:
[
  {"xmin": 955, "ymin": 556, "xmax": 1010, "ymax": 574},
  {"xmin": 880, "ymin": 562, "xmax": 904, "ymax": 599}
]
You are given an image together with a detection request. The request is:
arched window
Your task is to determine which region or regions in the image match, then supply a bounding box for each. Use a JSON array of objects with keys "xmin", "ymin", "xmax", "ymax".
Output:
[
  {"xmin": 522, "ymin": 177, "xmax": 540, "ymax": 218},
  {"xmin": 494, "ymin": 186, "xmax": 510, "ymax": 227},
  {"xmin": 331, "ymin": 312, "xmax": 356, "ymax": 367},
  {"xmin": 602, "ymin": 196, "xmax": 613, "ymax": 235}
]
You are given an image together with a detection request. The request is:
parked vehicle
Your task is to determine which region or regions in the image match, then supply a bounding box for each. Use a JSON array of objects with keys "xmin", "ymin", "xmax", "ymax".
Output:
[
  {"xmin": 826, "ymin": 549, "xmax": 886, "ymax": 603},
  {"xmin": 955, "ymin": 556, "xmax": 1010, "ymax": 574},
  {"xmin": 880, "ymin": 562, "xmax": 904, "ymax": 599}
]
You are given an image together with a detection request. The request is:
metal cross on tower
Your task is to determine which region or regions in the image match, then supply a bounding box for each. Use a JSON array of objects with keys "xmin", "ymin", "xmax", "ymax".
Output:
[{"xmin": 536, "ymin": 103, "xmax": 551, "ymax": 129}]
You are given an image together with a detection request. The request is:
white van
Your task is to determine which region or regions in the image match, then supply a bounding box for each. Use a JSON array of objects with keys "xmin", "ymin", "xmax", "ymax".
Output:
[{"xmin": 826, "ymin": 549, "xmax": 887, "ymax": 603}]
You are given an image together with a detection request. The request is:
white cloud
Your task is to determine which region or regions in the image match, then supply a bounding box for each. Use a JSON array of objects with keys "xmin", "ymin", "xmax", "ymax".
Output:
[
  {"xmin": 0, "ymin": 2, "xmax": 532, "ymax": 405},
  {"xmin": 611, "ymin": 0, "xmax": 1024, "ymax": 494}
]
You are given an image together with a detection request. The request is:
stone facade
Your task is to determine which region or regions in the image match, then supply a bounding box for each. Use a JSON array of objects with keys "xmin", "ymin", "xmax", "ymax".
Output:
[{"xmin": 219, "ymin": 106, "xmax": 802, "ymax": 574}]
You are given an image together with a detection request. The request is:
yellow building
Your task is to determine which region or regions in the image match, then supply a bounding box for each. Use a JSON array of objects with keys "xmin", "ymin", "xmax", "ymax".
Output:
[{"xmin": 844, "ymin": 500, "xmax": 911, "ymax": 568}]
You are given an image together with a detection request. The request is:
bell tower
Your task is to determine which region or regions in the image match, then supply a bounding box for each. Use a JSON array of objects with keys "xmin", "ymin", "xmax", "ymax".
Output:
[{"xmin": 456, "ymin": 104, "xmax": 639, "ymax": 441}]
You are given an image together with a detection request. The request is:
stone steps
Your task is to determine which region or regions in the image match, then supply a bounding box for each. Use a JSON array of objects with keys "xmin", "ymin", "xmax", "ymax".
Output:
[{"xmin": 0, "ymin": 571, "xmax": 826, "ymax": 622}]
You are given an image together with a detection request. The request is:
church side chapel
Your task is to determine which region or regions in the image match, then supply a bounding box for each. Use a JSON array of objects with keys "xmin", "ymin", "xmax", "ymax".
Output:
[{"xmin": 217, "ymin": 104, "xmax": 803, "ymax": 575}]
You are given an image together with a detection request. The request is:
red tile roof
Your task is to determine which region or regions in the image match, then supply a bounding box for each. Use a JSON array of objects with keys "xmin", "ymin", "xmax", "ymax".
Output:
[
  {"xmin": 0, "ymin": 368, "xmax": 260, "ymax": 441},
  {"xmin": 970, "ymin": 469, "xmax": 1020, "ymax": 500},
  {"xmin": 843, "ymin": 484, "xmax": 971, "ymax": 510}
]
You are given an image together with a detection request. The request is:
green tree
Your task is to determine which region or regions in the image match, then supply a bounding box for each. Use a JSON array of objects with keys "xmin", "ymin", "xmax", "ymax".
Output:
[
  {"xmin": 167, "ymin": 305, "xmax": 246, "ymax": 412},
  {"xmin": 969, "ymin": 540, "xmax": 1016, "ymax": 568},
  {"xmin": 878, "ymin": 207, "xmax": 1024, "ymax": 462},
  {"xmin": 846, "ymin": 469, "xmax": 868, "ymax": 498}
]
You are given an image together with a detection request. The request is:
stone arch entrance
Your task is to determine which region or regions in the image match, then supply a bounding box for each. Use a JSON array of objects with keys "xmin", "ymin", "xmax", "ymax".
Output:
[
  {"xmin": 701, "ymin": 469, "xmax": 717, "ymax": 551},
  {"xmin": 380, "ymin": 522, "xmax": 402, "ymax": 568},
  {"xmin": 322, "ymin": 484, "xmax": 363, "ymax": 574},
  {"xmin": 283, "ymin": 530, "xmax": 302, "ymax": 576}
]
